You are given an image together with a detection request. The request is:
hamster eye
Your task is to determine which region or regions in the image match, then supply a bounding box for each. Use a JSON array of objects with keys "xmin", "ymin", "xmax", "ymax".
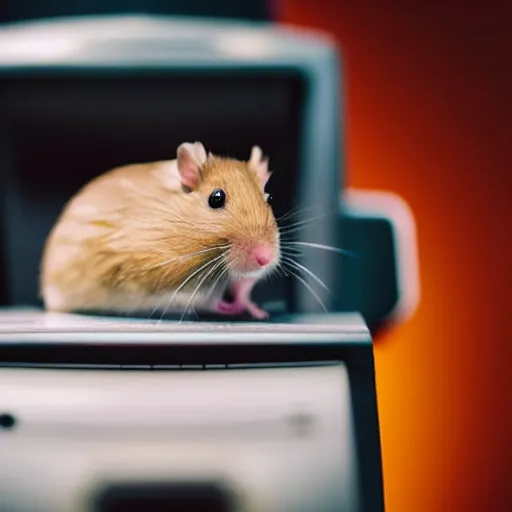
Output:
[
  {"xmin": 264, "ymin": 193, "xmax": 273, "ymax": 205},
  {"xmin": 208, "ymin": 188, "xmax": 226, "ymax": 209}
]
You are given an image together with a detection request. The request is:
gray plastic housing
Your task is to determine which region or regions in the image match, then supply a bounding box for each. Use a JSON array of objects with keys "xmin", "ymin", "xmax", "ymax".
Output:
[{"xmin": 0, "ymin": 15, "xmax": 341, "ymax": 315}]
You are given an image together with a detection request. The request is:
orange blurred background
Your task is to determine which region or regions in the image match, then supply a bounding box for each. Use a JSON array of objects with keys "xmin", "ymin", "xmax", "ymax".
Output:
[{"xmin": 279, "ymin": 2, "xmax": 511, "ymax": 511}]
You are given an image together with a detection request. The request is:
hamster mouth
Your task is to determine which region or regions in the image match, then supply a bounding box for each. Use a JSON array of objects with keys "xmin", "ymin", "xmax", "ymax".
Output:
[
  {"xmin": 228, "ymin": 267, "xmax": 268, "ymax": 281},
  {"xmin": 227, "ymin": 256, "xmax": 280, "ymax": 282}
]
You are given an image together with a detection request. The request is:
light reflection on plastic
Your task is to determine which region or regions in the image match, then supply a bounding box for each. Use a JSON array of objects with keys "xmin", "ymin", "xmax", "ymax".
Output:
[{"xmin": 0, "ymin": 36, "xmax": 80, "ymax": 61}]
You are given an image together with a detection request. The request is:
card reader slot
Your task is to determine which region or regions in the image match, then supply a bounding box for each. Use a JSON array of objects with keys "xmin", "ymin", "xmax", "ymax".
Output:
[{"xmin": 0, "ymin": 342, "xmax": 365, "ymax": 366}]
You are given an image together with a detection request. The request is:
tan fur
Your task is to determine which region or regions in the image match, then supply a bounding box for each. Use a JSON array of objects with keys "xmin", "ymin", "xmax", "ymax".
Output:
[{"xmin": 40, "ymin": 147, "xmax": 279, "ymax": 315}]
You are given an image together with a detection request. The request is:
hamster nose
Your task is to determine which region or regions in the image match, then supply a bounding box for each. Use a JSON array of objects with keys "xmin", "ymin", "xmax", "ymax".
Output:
[{"xmin": 252, "ymin": 244, "xmax": 274, "ymax": 267}]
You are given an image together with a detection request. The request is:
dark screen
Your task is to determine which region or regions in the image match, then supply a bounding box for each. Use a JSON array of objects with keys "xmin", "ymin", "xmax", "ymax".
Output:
[{"xmin": 0, "ymin": 71, "xmax": 304, "ymax": 309}]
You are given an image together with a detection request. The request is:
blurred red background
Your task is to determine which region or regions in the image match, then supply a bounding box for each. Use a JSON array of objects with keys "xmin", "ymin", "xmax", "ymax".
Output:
[{"xmin": 279, "ymin": 2, "xmax": 511, "ymax": 511}]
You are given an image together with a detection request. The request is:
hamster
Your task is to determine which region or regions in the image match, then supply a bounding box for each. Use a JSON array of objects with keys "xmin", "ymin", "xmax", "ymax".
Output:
[{"xmin": 40, "ymin": 142, "xmax": 280, "ymax": 320}]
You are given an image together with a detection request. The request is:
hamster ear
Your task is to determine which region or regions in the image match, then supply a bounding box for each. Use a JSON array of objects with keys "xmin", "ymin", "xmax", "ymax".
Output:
[
  {"xmin": 249, "ymin": 145, "xmax": 271, "ymax": 190},
  {"xmin": 177, "ymin": 142, "xmax": 207, "ymax": 190}
]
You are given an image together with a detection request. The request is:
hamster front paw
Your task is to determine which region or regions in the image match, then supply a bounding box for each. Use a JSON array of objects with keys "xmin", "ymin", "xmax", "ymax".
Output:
[
  {"xmin": 214, "ymin": 298, "xmax": 269, "ymax": 320},
  {"xmin": 243, "ymin": 301, "xmax": 269, "ymax": 320},
  {"xmin": 214, "ymin": 277, "xmax": 269, "ymax": 320},
  {"xmin": 215, "ymin": 300, "xmax": 246, "ymax": 315}
]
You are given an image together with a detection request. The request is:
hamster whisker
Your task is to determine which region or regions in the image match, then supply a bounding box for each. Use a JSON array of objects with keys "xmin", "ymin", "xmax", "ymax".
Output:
[
  {"xmin": 274, "ymin": 262, "xmax": 288, "ymax": 280},
  {"xmin": 278, "ymin": 213, "xmax": 330, "ymax": 234},
  {"xmin": 279, "ymin": 247, "xmax": 302, "ymax": 258},
  {"xmin": 179, "ymin": 257, "xmax": 225, "ymax": 323},
  {"xmin": 157, "ymin": 253, "xmax": 225, "ymax": 322},
  {"xmin": 207, "ymin": 263, "xmax": 230, "ymax": 302},
  {"xmin": 281, "ymin": 261, "xmax": 328, "ymax": 313},
  {"xmin": 281, "ymin": 255, "xmax": 330, "ymax": 293},
  {"xmin": 150, "ymin": 245, "xmax": 230, "ymax": 269},
  {"xmin": 281, "ymin": 241, "xmax": 357, "ymax": 258},
  {"xmin": 277, "ymin": 205, "xmax": 319, "ymax": 222},
  {"xmin": 277, "ymin": 258, "xmax": 294, "ymax": 280},
  {"xmin": 155, "ymin": 257, "xmax": 218, "ymax": 322}
]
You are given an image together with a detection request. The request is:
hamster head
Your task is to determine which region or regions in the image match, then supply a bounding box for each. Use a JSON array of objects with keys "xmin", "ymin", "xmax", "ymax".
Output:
[{"xmin": 176, "ymin": 142, "xmax": 280, "ymax": 280}]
